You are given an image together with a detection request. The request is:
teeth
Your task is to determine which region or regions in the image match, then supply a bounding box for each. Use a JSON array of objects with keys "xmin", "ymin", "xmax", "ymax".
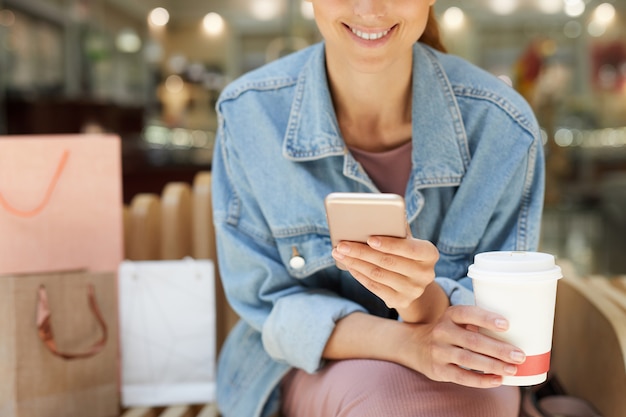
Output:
[{"xmin": 351, "ymin": 27, "xmax": 389, "ymax": 40}]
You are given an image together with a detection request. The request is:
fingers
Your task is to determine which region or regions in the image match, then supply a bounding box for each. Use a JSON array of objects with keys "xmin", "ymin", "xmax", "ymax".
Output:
[
  {"xmin": 332, "ymin": 236, "xmax": 436, "ymax": 279},
  {"xmin": 344, "ymin": 261, "xmax": 419, "ymax": 308},
  {"xmin": 332, "ymin": 244, "xmax": 418, "ymax": 288},
  {"xmin": 429, "ymin": 342, "xmax": 523, "ymax": 389},
  {"xmin": 331, "ymin": 237, "xmax": 438, "ymax": 310},
  {"xmin": 432, "ymin": 364, "xmax": 508, "ymax": 389},
  {"xmin": 447, "ymin": 305, "xmax": 511, "ymax": 334},
  {"xmin": 332, "ymin": 245, "xmax": 426, "ymax": 309},
  {"xmin": 445, "ymin": 337, "xmax": 522, "ymax": 379},
  {"xmin": 428, "ymin": 306, "xmax": 526, "ymax": 383},
  {"xmin": 368, "ymin": 234, "xmax": 439, "ymax": 266}
]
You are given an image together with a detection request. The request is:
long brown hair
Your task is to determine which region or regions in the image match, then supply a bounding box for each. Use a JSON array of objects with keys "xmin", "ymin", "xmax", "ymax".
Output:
[{"xmin": 418, "ymin": 7, "xmax": 447, "ymax": 53}]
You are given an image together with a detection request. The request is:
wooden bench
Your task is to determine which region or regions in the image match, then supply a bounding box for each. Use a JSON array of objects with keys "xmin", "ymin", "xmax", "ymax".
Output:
[
  {"xmin": 120, "ymin": 404, "xmax": 219, "ymax": 417},
  {"xmin": 551, "ymin": 262, "xmax": 626, "ymax": 417}
]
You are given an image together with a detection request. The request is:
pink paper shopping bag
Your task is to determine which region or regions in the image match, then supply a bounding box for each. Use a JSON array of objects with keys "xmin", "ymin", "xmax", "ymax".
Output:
[{"xmin": 0, "ymin": 134, "xmax": 124, "ymax": 275}]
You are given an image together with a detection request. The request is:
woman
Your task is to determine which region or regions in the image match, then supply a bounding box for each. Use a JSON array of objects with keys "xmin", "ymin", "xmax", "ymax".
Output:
[{"xmin": 212, "ymin": 1, "xmax": 544, "ymax": 416}]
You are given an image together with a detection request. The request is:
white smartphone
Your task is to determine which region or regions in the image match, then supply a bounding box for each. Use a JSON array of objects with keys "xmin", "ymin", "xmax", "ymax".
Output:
[{"xmin": 324, "ymin": 192, "xmax": 407, "ymax": 247}]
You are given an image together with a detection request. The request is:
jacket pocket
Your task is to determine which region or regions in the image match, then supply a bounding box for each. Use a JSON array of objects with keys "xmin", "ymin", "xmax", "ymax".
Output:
[{"xmin": 274, "ymin": 231, "xmax": 335, "ymax": 280}]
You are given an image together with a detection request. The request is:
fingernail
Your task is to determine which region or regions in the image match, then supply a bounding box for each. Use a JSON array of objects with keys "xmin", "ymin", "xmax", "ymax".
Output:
[
  {"xmin": 510, "ymin": 350, "xmax": 525, "ymax": 363},
  {"xmin": 332, "ymin": 249, "xmax": 345, "ymax": 260},
  {"xmin": 505, "ymin": 365, "xmax": 517, "ymax": 376},
  {"xmin": 337, "ymin": 243, "xmax": 350, "ymax": 254},
  {"xmin": 368, "ymin": 237, "xmax": 381, "ymax": 248},
  {"xmin": 495, "ymin": 319, "xmax": 508, "ymax": 330},
  {"xmin": 490, "ymin": 376, "xmax": 502, "ymax": 386}
]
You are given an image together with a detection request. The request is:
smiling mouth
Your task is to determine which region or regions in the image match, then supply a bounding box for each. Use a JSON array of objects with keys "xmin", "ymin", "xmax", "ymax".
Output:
[{"xmin": 348, "ymin": 24, "xmax": 396, "ymax": 41}]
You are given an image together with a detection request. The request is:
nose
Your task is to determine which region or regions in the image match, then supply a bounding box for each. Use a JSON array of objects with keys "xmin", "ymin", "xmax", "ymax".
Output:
[{"xmin": 353, "ymin": 0, "xmax": 387, "ymax": 19}]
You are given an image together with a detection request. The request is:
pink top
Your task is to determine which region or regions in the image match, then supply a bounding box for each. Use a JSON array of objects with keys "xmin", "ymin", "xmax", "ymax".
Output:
[{"xmin": 349, "ymin": 140, "xmax": 412, "ymax": 195}]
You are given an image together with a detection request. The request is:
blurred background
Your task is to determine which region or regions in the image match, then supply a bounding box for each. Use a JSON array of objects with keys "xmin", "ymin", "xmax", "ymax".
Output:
[{"xmin": 1, "ymin": 0, "xmax": 625, "ymax": 276}]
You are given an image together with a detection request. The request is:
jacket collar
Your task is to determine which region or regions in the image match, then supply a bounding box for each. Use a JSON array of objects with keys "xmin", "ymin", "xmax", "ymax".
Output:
[
  {"xmin": 283, "ymin": 42, "xmax": 469, "ymax": 185},
  {"xmin": 282, "ymin": 43, "xmax": 345, "ymax": 160}
]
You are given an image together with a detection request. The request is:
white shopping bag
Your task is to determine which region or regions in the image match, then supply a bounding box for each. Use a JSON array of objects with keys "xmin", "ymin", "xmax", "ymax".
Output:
[{"xmin": 118, "ymin": 258, "xmax": 216, "ymax": 407}]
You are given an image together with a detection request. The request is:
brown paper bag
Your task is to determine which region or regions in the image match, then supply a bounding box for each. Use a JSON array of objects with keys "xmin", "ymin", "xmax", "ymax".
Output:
[
  {"xmin": 0, "ymin": 270, "xmax": 119, "ymax": 417},
  {"xmin": 0, "ymin": 134, "xmax": 123, "ymax": 275}
]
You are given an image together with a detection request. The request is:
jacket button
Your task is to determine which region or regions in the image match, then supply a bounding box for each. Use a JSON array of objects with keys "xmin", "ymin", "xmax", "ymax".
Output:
[
  {"xmin": 289, "ymin": 246, "xmax": 305, "ymax": 269},
  {"xmin": 289, "ymin": 255, "xmax": 305, "ymax": 269}
]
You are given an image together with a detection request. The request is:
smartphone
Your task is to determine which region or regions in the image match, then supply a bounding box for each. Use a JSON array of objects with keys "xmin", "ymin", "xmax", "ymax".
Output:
[{"xmin": 324, "ymin": 192, "xmax": 407, "ymax": 247}]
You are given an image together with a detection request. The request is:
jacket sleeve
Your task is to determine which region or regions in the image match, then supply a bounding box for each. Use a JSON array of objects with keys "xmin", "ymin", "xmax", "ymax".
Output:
[{"xmin": 211, "ymin": 114, "xmax": 367, "ymax": 374}]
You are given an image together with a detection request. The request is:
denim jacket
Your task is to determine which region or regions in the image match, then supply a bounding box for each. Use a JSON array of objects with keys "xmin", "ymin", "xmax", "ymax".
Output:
[{"xmin": 211, "ymin": 42, "xmax": 544, "ymax": 417}]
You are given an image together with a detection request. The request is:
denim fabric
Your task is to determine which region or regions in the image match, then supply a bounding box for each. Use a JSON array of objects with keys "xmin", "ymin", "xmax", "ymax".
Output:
[{"xmin": 212, "ymin": 42, "xmax": 544, "ymax": 417}]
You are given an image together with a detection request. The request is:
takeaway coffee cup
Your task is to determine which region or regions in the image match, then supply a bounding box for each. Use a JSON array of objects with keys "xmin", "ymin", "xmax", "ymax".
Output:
[{"xmin": 467, "ymin": 251, "xmax": 562, "ymax": 386}]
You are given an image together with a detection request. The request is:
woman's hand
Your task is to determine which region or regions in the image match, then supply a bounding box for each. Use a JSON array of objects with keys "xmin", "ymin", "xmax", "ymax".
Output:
[
  {"xmin": 404, "ymin": 305, "xmax": 527, "ymax": 388},
  {"xmin": 331, "ymin": 234, "xmax": 444, "ymax": 322},
  {"xmin": 323, "ymin": 307, "xmax": 526, "ymax": 389}
]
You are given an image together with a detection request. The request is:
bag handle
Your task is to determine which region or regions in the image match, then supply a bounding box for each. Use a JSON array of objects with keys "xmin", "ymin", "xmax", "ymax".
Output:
[
  {"xmin": 36, "ymin": 283, "xmax": 108, "ymax": 360},
  {"xmin": 0, "ymin": 149, "xmax": 69, "ymax": 218}
]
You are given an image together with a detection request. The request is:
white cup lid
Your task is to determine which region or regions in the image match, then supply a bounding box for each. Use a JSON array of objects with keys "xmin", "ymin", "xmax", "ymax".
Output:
[{"xmin": 468, "ymin": 251, "xmax": 562, "ymax": 282}]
